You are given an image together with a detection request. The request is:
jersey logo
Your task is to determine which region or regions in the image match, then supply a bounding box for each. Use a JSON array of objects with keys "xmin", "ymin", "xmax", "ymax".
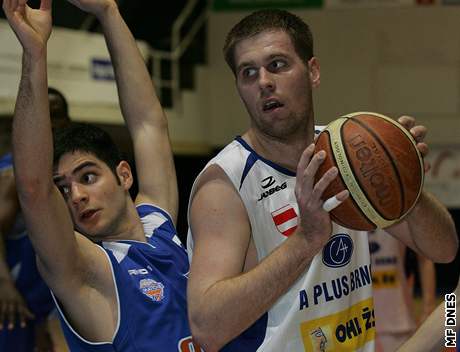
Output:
[
  {"xmin": 139, "ymin": 278, "xmax": 164, "ymax": 302},
  {"xmin": 322, "ymin": 234, "xmax": 354, "ymax": 268},
  {"xmin": 261, "ymin": 176, "xmax": 276, "ymax": 188},
  {"xmin": 271, "ymin": 205, "xmax": 298, "ymax": 237},
  {"xmin": 178, "ymin": 336, "xmax": 204, "ymax": 352}
]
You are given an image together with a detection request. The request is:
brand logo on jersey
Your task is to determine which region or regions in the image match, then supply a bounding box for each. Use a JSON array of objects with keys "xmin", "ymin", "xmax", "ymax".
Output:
[
  {"xmin": 261, "ymin": 176, "xmax": 276, "ymax": 189},
  {"xmin": 139, "ymin": 278, "xmax": 164, "ymax": 302},
  {"xmin": 128, "ymin": 268, "xmax": 149, "ymax": 275},
  {"xmin": 271, "ymin": 204, "xmax": 298, "ymax": 237},
  {"xmin": 178, "ymin": 336, "xmax": 204, "ymax": 352},
  {"xmin": 322, "ymin": 234, "xmax": 354, "ymax": 268},
  {"xmin": 258, "ymin": 180, "xmax": 287, "ymax": 201}
]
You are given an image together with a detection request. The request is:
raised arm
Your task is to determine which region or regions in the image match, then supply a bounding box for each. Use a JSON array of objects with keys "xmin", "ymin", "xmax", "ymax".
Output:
[
  {"xmin": 3, "ymin": 0, "xmax": 108, "ymax": 294},
  {"xmin": 188, "ymin": 145, "xmax": 348, "ymax": 351},
  {"xmin": 387, "ymin": 116, "xmax": 458, "ymax": 263},
  {"xmin": 67, "ymin": 0, "xmax": 178, "ymax": 221}
]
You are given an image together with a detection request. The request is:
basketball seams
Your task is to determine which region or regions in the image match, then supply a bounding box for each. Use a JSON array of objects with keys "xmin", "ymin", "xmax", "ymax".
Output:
[
  {"xmin": 321, "ymin": 130, "xmax": 375, "ymax": 230},
  {"xmin": 327, "ymin": 118, "xmax": 396, "ymax": 229},
  {"xmin": 348, "ymin": 116, "xmax": 405, "ymax": 218}
]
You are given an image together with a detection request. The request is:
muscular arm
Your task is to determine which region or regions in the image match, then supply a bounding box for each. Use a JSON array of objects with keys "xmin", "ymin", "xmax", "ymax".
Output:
[
  {"xmin": 4, "ymin": 0, "xmax": 116, "ymax": 341},
  {"xmin": 387, "ymin": 191, "xmax": 457, "ymax": 263},
  {"xmin": 188, "ymin": 146, "xmax": 348, "ymax": 351},
  {"xmin": 85, "ymin": 1, "xmax": 178, "ymax": 221},
  {"xmin": 387, "ymin": 116, "xmax": 458, "ymax": 263}
]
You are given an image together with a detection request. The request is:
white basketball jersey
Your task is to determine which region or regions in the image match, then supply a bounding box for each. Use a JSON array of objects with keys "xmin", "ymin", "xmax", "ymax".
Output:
[{"xmin": 187, "ymin": 136, "xmax": 375, "ymax": 352}]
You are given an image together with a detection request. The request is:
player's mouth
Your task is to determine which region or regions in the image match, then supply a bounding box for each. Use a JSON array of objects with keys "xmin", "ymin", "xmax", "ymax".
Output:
[
  {"xmin": 79, "ymin": 209, "xmax": 100, "ymax": 222},
  {"xmin": 262, "ymin": 99, "xmax": 284, "ymax": 113}
]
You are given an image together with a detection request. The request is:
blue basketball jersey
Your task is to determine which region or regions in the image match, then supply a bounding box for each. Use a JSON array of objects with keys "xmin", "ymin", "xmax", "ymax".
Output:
[{"xmin": 55, "ymin": 203, "xmax": 198, "ymax": 351}]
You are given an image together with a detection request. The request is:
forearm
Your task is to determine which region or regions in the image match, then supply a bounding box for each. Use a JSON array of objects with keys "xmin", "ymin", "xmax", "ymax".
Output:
[
  {"xmin": 189, "ymin": 231, "xmax": 317, "ymax": 351},
  {"xmin": 397, "ymin": 301, "xmax": 445, "ymax": 352},
  {"xmin": 13, "ymin": 51, "xmax": 53, "ymax": 198},
  {"xmin": 401, "ymin": 192, "xmax": 457, "ymax": 263},
  {"xmin": 96, "ymin": 4, "xmax": 163, "ymax": 131}
]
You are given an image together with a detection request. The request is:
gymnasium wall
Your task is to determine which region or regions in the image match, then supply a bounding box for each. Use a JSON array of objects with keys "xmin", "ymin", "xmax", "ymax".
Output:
[{"xmin": 206, "ymin": 6, "xmax": 460, "ymax": 147}]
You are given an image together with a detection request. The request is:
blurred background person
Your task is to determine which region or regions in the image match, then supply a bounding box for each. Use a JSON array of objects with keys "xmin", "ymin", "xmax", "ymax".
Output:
[{"xmin": 370, "ymin": 229, "xmax": 437, "ymax": 352}]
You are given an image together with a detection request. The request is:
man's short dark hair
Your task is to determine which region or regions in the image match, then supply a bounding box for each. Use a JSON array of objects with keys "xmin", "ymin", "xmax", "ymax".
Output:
[
  {"xmin": 223, "ymin": 9, "xmax": 314, "ymax": 74},
  {"xmin": 53, "ymin": 123, "xmax": 123, "ymax": 180},
  {"xmin": 48, "ymin": 87, "xmax": 70, "ymax": 121}
]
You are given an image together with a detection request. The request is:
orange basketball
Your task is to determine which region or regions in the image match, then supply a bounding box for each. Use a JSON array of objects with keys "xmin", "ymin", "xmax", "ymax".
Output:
[{"xmin": 314, "ymin": 112, "xmax": 424, "ymax": 231}]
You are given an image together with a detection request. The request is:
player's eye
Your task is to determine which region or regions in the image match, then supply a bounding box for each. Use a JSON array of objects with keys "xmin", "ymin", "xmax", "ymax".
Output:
[
  {"xmin": 82, "ymin": 173, "xmax": 97, "ymax": 184},
  {"xmin": 269, "ymin": 59, "xmax": 286, "ymax": 71},
  {"xmin": 242, "ymin": 67, "xmax": 257, "ymax": 78}
]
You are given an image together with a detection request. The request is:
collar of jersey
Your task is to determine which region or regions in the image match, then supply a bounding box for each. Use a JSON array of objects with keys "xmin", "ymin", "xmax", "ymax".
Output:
[{"xmin": 235, "ymin": 136, "xmax": 296, "ymax": 177}]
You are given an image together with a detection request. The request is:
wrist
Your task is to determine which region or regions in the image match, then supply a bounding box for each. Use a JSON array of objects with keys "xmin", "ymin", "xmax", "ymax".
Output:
[{"xmin": 95, "ymin": 1, "xmax": 119, "ymax": 22}]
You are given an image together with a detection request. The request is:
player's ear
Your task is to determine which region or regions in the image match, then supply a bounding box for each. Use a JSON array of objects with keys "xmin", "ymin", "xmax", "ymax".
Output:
[
  {"xmin": 308, "ymin": 57, "xmax": 320, "ymax": 88},
  {"xmin": 116, "ymin": 161, "xmax": 133, "ymax": 190}
]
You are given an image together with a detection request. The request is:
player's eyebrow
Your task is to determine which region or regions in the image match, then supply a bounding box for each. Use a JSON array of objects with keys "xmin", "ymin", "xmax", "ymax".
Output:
[{"xmin": 53, "ymin": 161, "xmax": 98, "ymax": 183}]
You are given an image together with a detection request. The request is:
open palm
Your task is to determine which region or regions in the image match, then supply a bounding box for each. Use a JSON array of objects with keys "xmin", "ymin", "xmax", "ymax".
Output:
[{"xmin": 3, "ymin": 0, "xmax": 52, "ymax": 54}]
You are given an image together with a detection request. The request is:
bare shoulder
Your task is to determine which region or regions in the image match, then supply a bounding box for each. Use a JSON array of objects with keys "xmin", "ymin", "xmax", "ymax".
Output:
[
  {"xmin": 189, "ymin": 163, "xmax": 251, "ymax": 278},
  {"xmin": 190, "ymin": 163, "xmax": 246, "ymax": 227}
]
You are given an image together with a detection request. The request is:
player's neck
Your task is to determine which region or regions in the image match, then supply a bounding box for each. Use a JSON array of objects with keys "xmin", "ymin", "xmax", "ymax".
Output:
[
  {"xmin": 242, "ymin": 128, "xmax": 314, "ymax": 172},
  {"xmin": 92, "ymin": 200, "xmax": 146, "ymax": 243}
]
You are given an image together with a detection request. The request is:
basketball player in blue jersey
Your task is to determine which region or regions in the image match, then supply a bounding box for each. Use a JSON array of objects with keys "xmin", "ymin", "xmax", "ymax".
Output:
[
  {"xmin": 0, "ymin": 87, "xmax": 70, "ymax": 352},
  {"xmin": 3, "ymin": 0, "xmax": 198, "ymax": 351},
  {"xmin": 186, "ymin": 9, "xmax": 458, "ymax": 352}
]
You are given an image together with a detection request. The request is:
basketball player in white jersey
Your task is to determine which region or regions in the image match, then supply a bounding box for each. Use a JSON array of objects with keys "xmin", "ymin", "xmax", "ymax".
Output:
[{"xmin": 186, "ymin": 9, "xmax": 458, "ymax": 352}]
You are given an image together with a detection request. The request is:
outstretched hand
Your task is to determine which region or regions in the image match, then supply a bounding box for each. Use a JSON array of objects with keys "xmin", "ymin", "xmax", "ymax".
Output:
[{"xmin": 2, "ymin": 0, "xmax": 52, "ymax": 55}]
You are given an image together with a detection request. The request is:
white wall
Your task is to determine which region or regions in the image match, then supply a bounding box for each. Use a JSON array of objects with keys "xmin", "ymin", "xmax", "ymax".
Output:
[{"xmin": 206, "ymin": 7, "xmax": 460, "ymax": 146}]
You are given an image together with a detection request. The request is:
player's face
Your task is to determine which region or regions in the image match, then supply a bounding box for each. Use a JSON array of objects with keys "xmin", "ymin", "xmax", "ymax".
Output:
[
  {"xmin": 234, "ymin": 30, "xmax": 320, "ymax": 140},
  {"xmin": 53, "ymin": 151, "xmax": 131, "ymax": 240}
]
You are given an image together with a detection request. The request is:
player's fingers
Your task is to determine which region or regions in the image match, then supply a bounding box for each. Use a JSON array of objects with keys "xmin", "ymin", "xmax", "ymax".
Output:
[
  {"xmin": 398, "ymin": 115, "xmax": 415, "ymax": 130},
  {"xmin": 416, "ymin": 142, "xmax": 429, "ymax": 158},
  {"xmin": 296, "ymin": 144, "xmax": 315, "ymax": 177},
  {"xmin": 7, "ymin": 302, "xmax": 16, "ymax": 330},
  {"xmin": 310, "ymin": 166, "xmax": 337, "ymax": 202},
  {"xmin": 323, "ymin": 190, "xmax": 349, "ymax": 212},
  {"xmin": 301, "ymin": 150, "xmax": 326, "ymax": 191},
  {"xmin": 18, "ymin": 305, "xmax": 34, "ymax": 328},
  {"xmin": 410, "ymin": 125, "xmax": 427, "ymax": 143}
]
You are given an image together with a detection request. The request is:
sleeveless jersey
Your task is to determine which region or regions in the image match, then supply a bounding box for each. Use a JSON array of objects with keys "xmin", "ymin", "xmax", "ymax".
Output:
[
  {"xmin": 0, "ymin": 152, "xmax": 55, "ymax": 352},
  {"xmin": 369, "ymin": 229, "xmax": 416, "ymax": 334},
  {"xmin": 187, "ymin": 136, "xmax": 375, "ymax": 352},
  {"xmin": 54, "ymin": 204, "xmax": 198, "ymax": 352}
]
